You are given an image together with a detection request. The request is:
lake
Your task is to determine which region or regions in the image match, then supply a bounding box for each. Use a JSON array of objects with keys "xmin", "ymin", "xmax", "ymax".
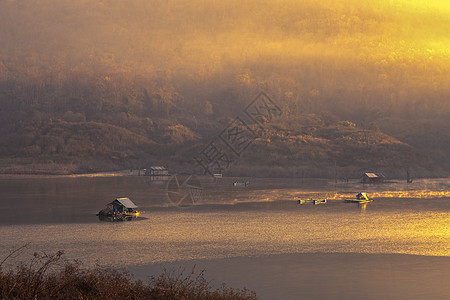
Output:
[{"xmin": 0, "ymin": 175, "xmax": 449, "ymax": 299}]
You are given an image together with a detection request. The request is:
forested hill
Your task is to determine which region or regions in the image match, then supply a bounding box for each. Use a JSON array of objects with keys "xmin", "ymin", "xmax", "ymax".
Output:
[
  {"xmin": 0, "ymin": 0, "xmax": 449, "ymax": 177},
  {"xmin": 0, "ymin": 94, "xmax": 438, "ymax": 178}
]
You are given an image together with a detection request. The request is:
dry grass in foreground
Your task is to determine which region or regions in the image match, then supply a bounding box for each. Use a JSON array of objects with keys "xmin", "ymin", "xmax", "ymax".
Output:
[{"xmin": 0, "ymin": 247, "xmax": 257, "ymax": 299}]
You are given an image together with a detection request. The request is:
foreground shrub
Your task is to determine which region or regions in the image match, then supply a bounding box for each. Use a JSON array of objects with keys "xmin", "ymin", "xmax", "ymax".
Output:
[{"xmin": 0, "ymin": 248, "xmax": 257, "ymax": 299}]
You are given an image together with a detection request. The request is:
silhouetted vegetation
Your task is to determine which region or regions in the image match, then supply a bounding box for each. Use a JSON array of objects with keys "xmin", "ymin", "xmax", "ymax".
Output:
[
  {"xmin": 0, "ymin": 249, "xmax": 256, "ymax": 299},
  {"xmin": 0, "ymin": 0, "xmax": 449, "ymax": 176}
]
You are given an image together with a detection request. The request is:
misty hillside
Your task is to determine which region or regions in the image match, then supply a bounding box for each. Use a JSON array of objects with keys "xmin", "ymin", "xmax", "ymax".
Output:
[{"xmin": 0, "ymin": 0, "xmax": 449, "ymax": 177}]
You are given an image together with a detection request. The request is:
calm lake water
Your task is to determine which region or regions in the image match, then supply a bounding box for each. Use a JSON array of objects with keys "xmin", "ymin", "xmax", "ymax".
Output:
[{"xmin": 0, "ymin": 176, "xmax": 449, "ymax": 299}]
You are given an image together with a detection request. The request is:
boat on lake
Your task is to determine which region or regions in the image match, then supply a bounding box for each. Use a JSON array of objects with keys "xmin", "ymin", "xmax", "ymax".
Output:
[
  {"xmin": 298, "ymin": 199, "xmax": 327, "ymax": 205},
  {"xmin": 344, "ymin": 192, "xmax": 373, "ymax": 204},
  {"xmin": 97, "ymin": 198, "xmax": 143, "ymax": 221}
]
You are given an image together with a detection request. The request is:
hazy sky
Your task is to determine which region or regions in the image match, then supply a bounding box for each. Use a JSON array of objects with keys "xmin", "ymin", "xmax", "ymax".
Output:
[{"xmin": 0, "ymin": 0, "xmax": 449, "ymax": 99}]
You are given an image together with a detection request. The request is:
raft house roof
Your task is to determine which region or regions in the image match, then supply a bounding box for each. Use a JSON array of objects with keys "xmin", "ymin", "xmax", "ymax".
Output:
[
  {"xmin": 147, "ymin": 166, "xmax": 167, "ymax": 171},
  {"xmin": 364, "ymin": 173, "xmax": 379, "ymax": 178},
  {"xmin": 110, "ymin": 198, "xmax": 138, "ymax": 208}
]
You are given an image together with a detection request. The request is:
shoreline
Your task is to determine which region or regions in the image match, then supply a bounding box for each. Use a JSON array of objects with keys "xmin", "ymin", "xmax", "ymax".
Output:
[
  {"xmin": 1, "ymin": 159, "xmax": 449, "ymax": 179},
  {"xmin": 0, "ymin": 169, "xmax": 141, "ymax": 179},
  {"xmin": 0, "ymin": 171, "xmax": 448, "ymax": 181},
  {"xmin": 126, "ymin": 252, "xmax": 450, "ymax": 300}
]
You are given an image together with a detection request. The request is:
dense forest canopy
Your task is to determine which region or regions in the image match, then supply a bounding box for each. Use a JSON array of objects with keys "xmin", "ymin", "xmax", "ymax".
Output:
[{"xmin": 0, "ymin": 0, "xmax": 449, "ymax": 176}]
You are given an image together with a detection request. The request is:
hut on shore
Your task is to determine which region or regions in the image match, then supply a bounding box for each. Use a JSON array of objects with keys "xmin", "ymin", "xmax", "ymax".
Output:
[
  {"xmin": 142, "ymin": 166, "xmax": 170, "ymax": 181},
  {"xmin": 144, "ymin": 166, "xmax": 169, "ymax": 176},
  {"xmin": 361, "ymin": 173, "xmax": 385, "ymax": 183}
]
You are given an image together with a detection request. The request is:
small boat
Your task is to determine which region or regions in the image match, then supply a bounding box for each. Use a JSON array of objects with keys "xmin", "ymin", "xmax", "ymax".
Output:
[
  {"xmin": 298, "ymin": 199, "xmax": 327, "ymax": 205},
  {"xmin": 97, "ymin": 198, "xmax": 143, "ymax": 221},
  {"xmin": 344, "ymin": 192, "xmax": 373, "ymax": 203}
]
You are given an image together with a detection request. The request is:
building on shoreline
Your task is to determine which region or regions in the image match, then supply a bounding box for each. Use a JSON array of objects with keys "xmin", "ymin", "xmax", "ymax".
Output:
[
  {"xmin": 361, "ymin": 172, "xmax": 385, "ymax": 183},
  {"xmin": 142, "ymin": 166, "xmax": 170, "ymax": 181}
]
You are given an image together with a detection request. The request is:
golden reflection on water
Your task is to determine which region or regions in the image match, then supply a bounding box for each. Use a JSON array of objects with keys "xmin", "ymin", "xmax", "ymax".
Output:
[
  {"xmin": 364, "ymin": 190, "xmax": 450, "ymax": 199},
  {"xmin": 290, "ymin": 190, "xmax": 450, "ymax": 202},
  {"xmin": 1, "ymin": 208, "xmax": 448, "ymax": 268},
  {"xmin": 359, "ymin": 203, "xmax": 367, "ymax": 214}
]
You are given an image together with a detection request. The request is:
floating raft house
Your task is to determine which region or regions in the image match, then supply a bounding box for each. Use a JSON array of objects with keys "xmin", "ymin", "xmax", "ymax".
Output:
[{"xmin": 97, "ymin": 198, "xmax": 140, "ymax": 217}]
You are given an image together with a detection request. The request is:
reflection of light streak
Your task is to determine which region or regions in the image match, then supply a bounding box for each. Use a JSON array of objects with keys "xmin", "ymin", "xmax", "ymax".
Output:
[
  {"xmin": 365, "ymin": 190, "xmax": 450, "ymax": 199},
  {"xmin": 320, "ymin": 190, "xmax": 450, "ymax": 200},
  {"xmin": 359, "ymin": 203, "xmax": 367, "ymax": 214},
  {"xmin": 291, "ymin": 190, "xmax": 449, "ymax": 202}
]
